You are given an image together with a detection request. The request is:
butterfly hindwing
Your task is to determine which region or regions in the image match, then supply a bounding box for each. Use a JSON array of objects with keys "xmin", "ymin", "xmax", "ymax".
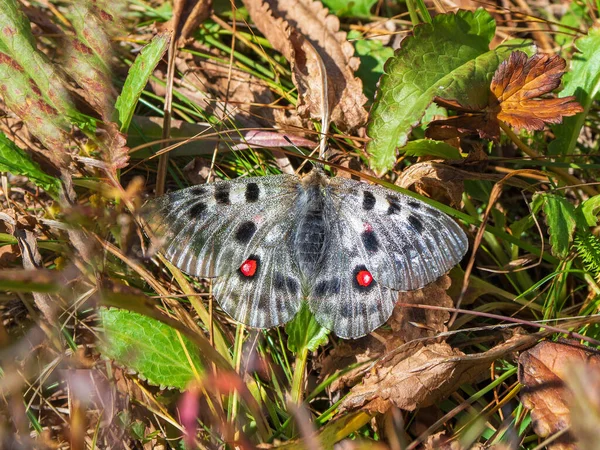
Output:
[{"xmin": 145, "ymin": 174, "xmax": 304, "ymax": 328}]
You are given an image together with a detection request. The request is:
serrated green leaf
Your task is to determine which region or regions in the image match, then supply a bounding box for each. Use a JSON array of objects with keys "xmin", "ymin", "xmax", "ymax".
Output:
[
  {"xmin": 549, "ymin": 28, "xmax": 600, "ymax": 157},
  {"xmin": 286, "ymin": 303, "xmax": 329, "ymax": 353},
  {"xmin": 538, "ymin": 193, "xmax": 578, "ymax": 258},
  {"xmin": 322, "ymin": 0, "xmax": 377, "ymax": 18},
  {"xmin": 0, "ymin": 132, "xmax": 62, "ymax": 199},
  {"xmin": 366, "ymin": 9, "xmax": 534, "ymax": 173},
  {"xmin": 402, "ymin": 139, "xmax": 462, "ymax": 159},
  {"xmin": 579, "ymin": 195, "xmax": 600, "ymax": 227},
  {"xmin": 115, "ymin": 33, "xmax": 170, "ymax": 132},
  {"xmin": 100, "ymin": 308, "xmax": 204, "ymax": 390}
]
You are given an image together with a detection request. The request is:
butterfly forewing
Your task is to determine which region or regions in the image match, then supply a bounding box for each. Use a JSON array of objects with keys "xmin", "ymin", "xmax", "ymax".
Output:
[{"xmin": 329, "ymin": 177, "xmax": 468, "ymax": 290}]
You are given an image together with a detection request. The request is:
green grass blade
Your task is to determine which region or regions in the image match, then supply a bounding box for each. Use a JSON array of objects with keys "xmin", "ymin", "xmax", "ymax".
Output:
[
  {"xmin": 115, "ymin": 32, "xmax": 170, "ymax": 132},
  {"xmin": 0, "ymin": 132, "xmax": 62, "ymax": 199}
]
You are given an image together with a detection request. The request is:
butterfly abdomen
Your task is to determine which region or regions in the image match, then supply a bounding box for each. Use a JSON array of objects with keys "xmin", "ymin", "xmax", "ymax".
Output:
[{"xmin": 293, "ymin": 183, "xmax": 330, "ymax": 276}]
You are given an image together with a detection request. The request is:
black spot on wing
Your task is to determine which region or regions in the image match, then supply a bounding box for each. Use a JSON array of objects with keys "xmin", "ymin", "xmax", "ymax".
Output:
[
  {"xmin": 407, "ymin": 200, "xmax": 421, "ymax": 209},
  {"xmin": 245, "ymin": 183, "xmax": 259, "ymax": 202},
  {"xmin": 190, "ymin": 186, "xmax": 207, "ymax": 196},
  {"xmin": 188, "ymin": 202, "xmax": 207, "ymax": 218},
  {"xmin": 361, "ymin": 230, "xmax": 379, "ymax": 252},
  {"xmin": 235, "ymin": 221, "xmax": 256, "ymax": 243},
  {"xmin": 314, "ymin": 278, "xmax": 341, "ymax": 296},
  {"xmin": 274, "ymin": 272, "xmax": 285, "ymax": 290},
  {"xmin": 408, "ymin": 215, "xmax": 424, "ymax": 233},
  {"xmin": 274, "ymin": 272, "xmax": 300, "ymax": 295},
  {"xmin": 363, "ymin": 191, "xmax": 376, "ymax": 210},
  {"xmin": 386, "ymin": 195, "xmax": 402, "ymax": 215},
  {"xmin": 285, "ymin": 277, "xmax": 299, "ymax": 295},
  {"xmin": 340, "ymin": 302, "xmax": 352, "ymax": 319},
  {"xmin": 428, "ymin": 207, "xmax": 442, "ymax": 218},
  {"xmin": 215, "ymin": 184, "xmax": 230, "ymax": 204}
]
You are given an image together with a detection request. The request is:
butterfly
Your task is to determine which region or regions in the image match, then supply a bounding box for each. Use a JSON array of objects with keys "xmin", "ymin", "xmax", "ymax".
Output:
[{"xmin": 144, "ymin": 167, "xmax": 468, "ymax": 339}]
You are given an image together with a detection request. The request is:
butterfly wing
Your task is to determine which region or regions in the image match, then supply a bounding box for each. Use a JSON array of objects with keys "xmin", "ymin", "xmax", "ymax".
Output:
[
  {"xmin": 144, "ymin": 174, "xmax": 305, "ymax": 328},
  {"xmin": 309, "ymin": 178, "xmax": 468, "ymax": 339}
]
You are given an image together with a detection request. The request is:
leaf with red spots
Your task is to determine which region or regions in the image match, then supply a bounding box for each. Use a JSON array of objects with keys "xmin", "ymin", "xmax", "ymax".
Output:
[
  {"xmin": 63, "ymin": 0, "xmax": 122, "ymax": 116},
  {"xmin": 0, "ymin": 0, "xmax": 79, "ymax": 119},
  {"xmin": 0, "ymin": 52, "xmax": 71, "ymax": 168}
]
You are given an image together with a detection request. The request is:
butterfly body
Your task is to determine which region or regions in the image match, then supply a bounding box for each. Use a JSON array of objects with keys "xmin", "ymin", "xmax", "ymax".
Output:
[{"xmin": 146, "ymin": 168, "xmax": 468, "ymax": 338}]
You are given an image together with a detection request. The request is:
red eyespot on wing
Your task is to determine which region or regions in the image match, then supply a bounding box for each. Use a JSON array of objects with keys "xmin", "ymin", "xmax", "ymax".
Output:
[
  {"xmin": 240, "ymin": 259, "xmax": 257, "ymax": 277},
  {"xmin": 356, "ymin": 270, "xmax": 373, "ymax": 287}
]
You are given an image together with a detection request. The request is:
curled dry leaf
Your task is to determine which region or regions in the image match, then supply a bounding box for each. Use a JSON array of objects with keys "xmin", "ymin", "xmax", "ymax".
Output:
[
  {"xmin": 431, "ymin": 51, "xmax": 583, "ymax": 139},
  {"xmin": 241, "ymin": 0, "xmax": 368, "ymax": 131},
  {"xmin": 396, "ymin": 162, "xmax": 467, "ymax": 207},
  {"xmin": 172, "ymin": 56, "xmax": 278, "ymax": 128},
  {"xmin": 490, "ymin": 51, "xmax": 584, "ymax": 131},
  {"xmin": 519, "ymin": 340, "xmax": 600, "ymax": 450},
  {"xmin": 340, "ymin": 331, "xmax": 539, "ymax": 414}
]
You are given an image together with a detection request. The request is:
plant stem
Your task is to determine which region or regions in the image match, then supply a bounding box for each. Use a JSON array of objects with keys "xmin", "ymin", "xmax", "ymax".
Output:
[{"xmin": 291, "ymin": 347, "xmax": 309, "ymax": 405}]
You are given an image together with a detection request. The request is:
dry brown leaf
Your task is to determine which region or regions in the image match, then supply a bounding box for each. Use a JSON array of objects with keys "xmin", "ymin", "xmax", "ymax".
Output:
[
  {"xmin": 431, "ymin": 51, "xmax": 583, "ymax": 140},
  {"xmin": 172, "ymin": 0, "xmax": 212, "ymax": 46},
  {"xmin": 241, "ymin": 0, "xmax": 368, "ymax": 131},
  {"xmin": 519, "ymin": 340, "xmax": 600, "ymax": 450},
  {"xmin": 396, "ymin": 162, "xmax": 466, "ymax": 207},
  {"xmin": 173, "ymin": 56, "xmax": 279, "ymax": 128},
  {"xmin": 490, "ymin": 52, "xmax": 583, "ymax": 131},
  {"xmin": 389, "ymin": 276, "xmax": 453, "ymax": 342},
  {"xmin": 340, "ymin": 332, "xmax": 539, "ymax": 414}
]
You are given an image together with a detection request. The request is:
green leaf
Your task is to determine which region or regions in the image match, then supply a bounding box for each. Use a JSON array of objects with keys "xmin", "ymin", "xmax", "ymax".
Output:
[
  {"xmin": 115, "ymin": 33, "xmax": 170, "ymax": 132},
  {"xmin": 0, "ymin": 0, "xmax": 78, "ymax": 118},
  {"xmin": 549, "ymin": 28, "xmax": 600, "ymax": 157},
  {"xmin": 0, "ymin": 132, "xmax": 61, "ymax": 199},
  {"xmin": 321, "ymin": 0, "xmax": 377, "ymax": 18},
  {"xmin": 286, "ymin": 303, "xmax": 329, "ymax": 353},
  {"xmin": 401, "ymin": 139, "xmax": 462, "ymax": 159},
  {"xmin": 349, "ymin": 30, "xmax": 394, "ymax": 100},
  {"xmin": 100, "ymin": 308, "xmax": 204, "ymax": 390},
  {"xmin": 366, "ymin": 9, "xmax": 534, "ymax": 173},
  {"xmin": 579, "ymin": 195, "xmax": 600, "ymax": 227},
  {"xmin": 537, "ymin": 193, "xmax": 578, "ymax": 259}
]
